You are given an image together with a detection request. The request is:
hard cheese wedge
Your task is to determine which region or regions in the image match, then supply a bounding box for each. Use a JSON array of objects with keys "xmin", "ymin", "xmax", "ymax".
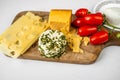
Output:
[
  {"xmin": 48, "ymin": 9, "xmax": 72, "ymax": 32},
  {"xmin": 0, "ymin": 12, "xmax": 49, "ymax": 58}
]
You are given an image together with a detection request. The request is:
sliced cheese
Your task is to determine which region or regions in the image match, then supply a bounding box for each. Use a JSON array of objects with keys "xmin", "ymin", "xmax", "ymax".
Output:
[
  {"xmin": 65, "ymin": 27, "xmax": 83, "ymax": 53},
  {"xmin": 72, "ymin": 35, "xmax": 82, "ymax": 53},
  {"xmin": 65, "ymin": 27, "xmax": 89, "ymax": 53},
  {"xmin": 83, "ymin": 37, "xmax": 90, "ymax": 46},
  {"xmin": 48, "ymin": 9, "xmax": 72, "ymax": 32},
  {"xmin": 0, "ymin": 12, "xmax": 49, "ymax": 58},
  {"xmin": 67, "ymin": 33, "xmax": 83, "ymax": 53},
  {"xmin": 67, "ymin": 33, "xmax": 74, "ymax": 49}
]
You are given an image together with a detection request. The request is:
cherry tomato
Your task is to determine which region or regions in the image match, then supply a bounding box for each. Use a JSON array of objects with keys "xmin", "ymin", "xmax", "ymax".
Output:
[
  {"xmin": 75, "ymin": 8, "xmax": 89, "ymax": 18},
  {"xmin": 95, "ymin": 12, "xmax": 103, "ymax": 16},
  {"xmin": 72, "ymin": 18, "xmax": 84, "ymax": 28},
  {"xmin": 77, "ymin": 25, "xmax": 97, "ymax": 36},
  {"xmin": 90, "ymin": 30, "xmax": 109, "ymax": 45},
  {"xmin": 83, "ymin": 13, "xmax": 104, "ymax": 26}
]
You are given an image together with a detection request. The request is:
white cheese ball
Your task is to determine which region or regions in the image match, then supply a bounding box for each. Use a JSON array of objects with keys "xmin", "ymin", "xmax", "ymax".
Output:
[{"xmin": 38, "ymin": 30, "xmax": 67, "ymax": 58}]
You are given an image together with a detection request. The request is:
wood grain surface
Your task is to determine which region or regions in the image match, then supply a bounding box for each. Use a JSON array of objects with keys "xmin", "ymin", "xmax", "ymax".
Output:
[{"xmin": 13, "ymin": 11, "xmax": 120, "ymax": 64}]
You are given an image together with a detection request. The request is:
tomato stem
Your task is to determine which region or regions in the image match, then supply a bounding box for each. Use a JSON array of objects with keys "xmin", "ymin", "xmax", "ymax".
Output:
[
  {"xmin": 98, "ymin": 25, "xmax": 102, "ymax": 31},
  {"xmin": 88, "ymin": 11, "xmax": 91, "ymax": 14}
]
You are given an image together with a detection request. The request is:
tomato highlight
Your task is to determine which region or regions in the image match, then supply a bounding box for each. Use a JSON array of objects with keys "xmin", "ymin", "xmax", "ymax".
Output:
[
  {"xmin": 72, "ymin": 18, "xmax": 84, "ymax": 28},
  {"xmin": 78, "ymin": 25, "xmax": 97, "ymax": 36},
  {"xmin": 83, "ymin": 13, "xmax": 104, "ymax": 26},
  {"xmin": 75, "ymin": 8, "xmax": 89, "ymax": 18}
]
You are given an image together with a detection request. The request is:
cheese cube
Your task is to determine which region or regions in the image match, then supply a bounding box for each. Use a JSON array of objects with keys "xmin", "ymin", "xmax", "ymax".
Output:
[
  {"xmin": 0, "ymin": 12, "xmax": 49, "ymax": 58},
  {"xmin": 48, "ymin": 9, "xmax": 72, "ymax": 32}
]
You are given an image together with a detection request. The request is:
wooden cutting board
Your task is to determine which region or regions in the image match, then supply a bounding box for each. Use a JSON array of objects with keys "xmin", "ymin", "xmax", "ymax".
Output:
[{"xmin": 13, "ymin": 11, "xmax": 120, "ymax": 64}]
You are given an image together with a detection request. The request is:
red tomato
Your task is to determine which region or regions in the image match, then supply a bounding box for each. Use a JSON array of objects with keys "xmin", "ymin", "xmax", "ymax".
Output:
[
  {"xmin": 90, "ymin": 30, "xmax": 109, "ymax": 45},
  {"xmin": 95, "ymin": 12, "xmax": 103, "ymax": 16},
  {"xmin": 75, "ymin": 8, "xmax": 89, "ymax": 18},
  {"xmin": 72, "ymin": 18, "xmax": 84, "ymax": 28},
  {"xmin": 77, "ymin": 25, "xmax": 97, "ymax": 36},
  {"xmin": 83, "ymin": 13, "xmax": 104, "ymax": 26}
]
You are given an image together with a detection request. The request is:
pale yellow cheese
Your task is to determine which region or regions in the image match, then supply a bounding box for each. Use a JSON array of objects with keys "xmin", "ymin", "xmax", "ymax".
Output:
[
  {"xmin": 72, "ymin": 35, "xmax": 82, "ymax": 53},
  {"xmin": 83, "ymin": 37, "xmax": 90, "ymax": 46},
  {"xmin": 48, "ymin": 9, "xmax": 72, "ymax": 32},
  {"xmin": 65, "ymin": 27, "xmax": 89, "ymax": 53},
  {"xmin": 67, "ymin": 33, "xmax": 74, "ymax": 49},
  {"xmin": 65, "ymin": 27, "xmax": 83, "ymax": 53},
  {"xmin": 67, "ymin": 33, "xmax": 83, "ymax": 53},
  {"xmin": 0, "ymin": 12, "xmax": 49, "ymax": 58}
]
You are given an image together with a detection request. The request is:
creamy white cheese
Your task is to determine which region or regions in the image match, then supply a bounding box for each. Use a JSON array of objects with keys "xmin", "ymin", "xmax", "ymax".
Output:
[{"xmin": 38, "ymin": 30, "xmax": 67, "ymax": 58}]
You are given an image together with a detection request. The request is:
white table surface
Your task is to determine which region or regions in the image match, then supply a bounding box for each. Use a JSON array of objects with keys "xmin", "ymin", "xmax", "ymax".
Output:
[{"xmin": 0, "ymin": 0, "xmax": 120, "ymax": 80}]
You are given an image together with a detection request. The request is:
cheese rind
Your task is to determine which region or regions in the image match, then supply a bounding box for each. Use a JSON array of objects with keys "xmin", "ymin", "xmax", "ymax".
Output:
[
  {"xmin": 0, "ymin": 12, "xmax": 49, "ymax": 58},
  {"xmin": 48, "ymin": 9, "xmax": 72, "ymax": 32}
]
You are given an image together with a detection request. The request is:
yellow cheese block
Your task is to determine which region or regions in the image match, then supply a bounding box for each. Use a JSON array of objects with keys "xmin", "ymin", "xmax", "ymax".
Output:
[
  {"xmin": 48, "ymin": 9, "xmax": 72, "ymax": 32},
  {"xmin": 0, "ymin": 12, "xmax": 49, "ymax": 58}
]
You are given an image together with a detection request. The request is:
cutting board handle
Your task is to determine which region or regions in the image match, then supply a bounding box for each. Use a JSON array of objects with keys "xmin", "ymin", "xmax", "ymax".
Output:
[{"xmin": 104, "ymin": 31, "xmax": 120, "ymax": 47}]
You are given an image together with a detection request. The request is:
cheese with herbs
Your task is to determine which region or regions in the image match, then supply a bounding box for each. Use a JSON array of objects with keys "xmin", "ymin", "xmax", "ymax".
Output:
[{"xmin": 38, "ymin": 30, "xmax": 67, "ymax": 58}]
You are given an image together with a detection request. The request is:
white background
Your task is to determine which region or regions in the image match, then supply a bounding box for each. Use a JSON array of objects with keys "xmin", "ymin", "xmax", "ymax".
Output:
[{"xmin": 0, "ymin": 0, "xmax": 120, "ymax": 80}]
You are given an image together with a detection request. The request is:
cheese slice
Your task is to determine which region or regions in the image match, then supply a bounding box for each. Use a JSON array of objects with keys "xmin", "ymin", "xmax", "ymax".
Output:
[
  {"xmin": 65, "ymin": 27, "xmax": 82, "ymax": 53},
  {"xmin": 67, "ymin": 33, "xmax": 83, "ymax": 53},
  {"xmin": 48, "ymin": 9, "xmax": 72, "ymax": 32},
  {"xmin": 0, "ymin": 12, "xmax": 49, "ymax": 58},
  {"xmin": 65, "ymin": 27, "xmax": 90, "ymax": 53},
  {"xmin": 83, "ymin": 37, "xmax": 90, "ymax": 46},
  {"xmin": 72, "ymin": 35, "xmax": 82, "ymax": 53}
]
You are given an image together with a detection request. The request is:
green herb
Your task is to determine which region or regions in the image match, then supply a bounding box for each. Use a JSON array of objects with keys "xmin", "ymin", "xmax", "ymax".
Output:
[
  {"xmin": 48, "ymin": 42, "xmax": 54, "ymax": 50},
  {"xmin": 60, "ymin": 35, "xmax": 66, "ymax": 40},
  {"xmin": 39, "ymin": 46, "xmax": 44, "ymax": 54}
]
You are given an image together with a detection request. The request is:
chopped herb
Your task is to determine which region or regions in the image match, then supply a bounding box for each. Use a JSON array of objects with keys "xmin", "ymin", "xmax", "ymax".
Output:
[{"xmin": 60, "ymin": 35, "xmax": 66, "ymax": 40}]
